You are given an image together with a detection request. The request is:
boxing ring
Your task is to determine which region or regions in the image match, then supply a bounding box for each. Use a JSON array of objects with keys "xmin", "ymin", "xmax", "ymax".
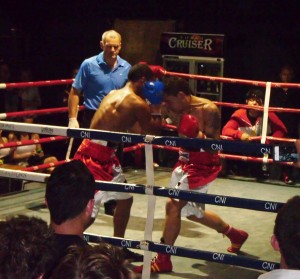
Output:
[{"xmin": 0, "ymin": 70, "xmax": 300, "ymax": 278}]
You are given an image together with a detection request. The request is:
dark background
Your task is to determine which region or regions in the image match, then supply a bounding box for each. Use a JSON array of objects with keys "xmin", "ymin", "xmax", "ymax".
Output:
[{"xmin": 1, "ymin": 0, "xmax": 300, "ymax": 113}]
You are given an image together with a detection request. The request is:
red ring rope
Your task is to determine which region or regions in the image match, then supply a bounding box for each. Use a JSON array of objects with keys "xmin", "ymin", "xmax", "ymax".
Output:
[
  {"xmin": 164, "ymin": 70, "xmax": 300, "ymax": 89},
  {"xmin": 214, "ymin": 102, "xmax": 300, "ymax": 114},
  {"xmin": 0, "ymin": 136, "xmax": 68, "ymax": 149},
  {"xmin": 124, "ymin": 142, "xmax": 294, "ymax": 167},
  {"xmin": 1, "ymin": 68, "xmax": 300, "ymax": 89},
  {"xmin": 0, "ymin": 66, "xmax": 298, "ymax": 172},
  {"xmin": 161, "ymin": 123, "xmax": 296, "ymax": 143},
  {"xmin": 23, "ymin": 159, "xmax": 71, "ymax": 172},
  {"xmin": 0, "ymin": 106, "xmax": 85, "ymax": 120},
  {"xmin": 0, "ymin": 79, "xmax": 73, "ymax": 89}
]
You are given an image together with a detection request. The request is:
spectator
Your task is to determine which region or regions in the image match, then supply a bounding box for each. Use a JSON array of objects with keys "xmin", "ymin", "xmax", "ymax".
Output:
[
  {"xmin": 0, "ymin": 215, "xmax": 57, "ymax": 279},
  {"xmin": 12, "ymin": 130, "xmax": 58, "ymax": 173},
  {"xmin": 222, "ymin": 88, "xmax": 287, "ymax": 141},
  {"xmin": 222, "ymin": 88, "xmax": 287, "ymax": 178},
  {"xmin": 45, "ymin": 160, "xmax": 96, "ymax": 262},
  {"xmin": 0, "ymin": 129, "xmax": 14, "ymax": 164},
  {"xmin": 270, "ymin": 65, "xmax": 300, "ymax": 184},
  {"xmin": 51, "ymin": 243, "xmax": 136, "ymax": 279},
  {"xmin": 0, "ymin": 62, "xmax": 18, "ymax": 112},
  {"xmin": 63, "ymin": 68, "xmax": 79, "ymax": 105},
  {"xmin": 18, "ymin": 68, "xmax": 41, "ymax": 123},
  {"xmin": 258, "ymin": 195, "xmax": 300, "ymax": 278}
]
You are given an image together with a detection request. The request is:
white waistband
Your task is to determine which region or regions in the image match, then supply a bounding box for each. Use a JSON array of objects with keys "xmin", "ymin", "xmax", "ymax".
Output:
[{"xmin": 90, "ymin": 139, "xmax": 108, "ymax": 146}]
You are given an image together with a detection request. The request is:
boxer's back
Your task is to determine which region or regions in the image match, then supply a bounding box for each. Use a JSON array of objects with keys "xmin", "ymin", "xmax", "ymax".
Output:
[{"xmin": 90, "ymin": 87, "xmax": 148, "ymax": 133}]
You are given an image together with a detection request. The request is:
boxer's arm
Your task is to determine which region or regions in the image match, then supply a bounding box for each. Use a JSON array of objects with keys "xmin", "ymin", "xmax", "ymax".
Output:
[
  {"xmin": 135, "ymin": 102, "xmax": 162, "ymax": 135},
  {"xmin": 203, "ymin": 104, "xmax": 221, "ymax": 140}
]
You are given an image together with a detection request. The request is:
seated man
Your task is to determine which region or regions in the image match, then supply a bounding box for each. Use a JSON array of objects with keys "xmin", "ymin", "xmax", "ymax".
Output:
[
  {"xmin": 222, "ymin": 88, "xmax": 287, "ymax": 178},
  {"xmin": 258, "ymin": 195, "xmax": 300, "ymax": 278},
  {"xmin": 222, "ymin": 88, "xmax": 287, "ymax": 141},
  {"xmin": 0, "ymin": 129, "xmax": 13, "ymax": 164},
  {"xmin": 45, "ymin": 160, "xmax": 95, "ymax": 267},
  {"xmin": 51, "ymin": 243, "xmax": 135, "ymax": 279},
  {"xmin": 12, "ymin": 131, "xmax": 58, "ymax": 173}
]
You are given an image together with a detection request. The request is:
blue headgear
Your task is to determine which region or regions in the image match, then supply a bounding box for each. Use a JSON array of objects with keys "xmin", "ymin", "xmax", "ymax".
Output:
[{"xmin": 142, "ymin": 80, "xmax": 164, "ymax": 105}]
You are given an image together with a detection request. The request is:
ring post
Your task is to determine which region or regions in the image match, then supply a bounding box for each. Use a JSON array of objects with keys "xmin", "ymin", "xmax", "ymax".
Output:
[{"xmin": 142, "ymin": 136, "xmax": 156, "ymax": 279}]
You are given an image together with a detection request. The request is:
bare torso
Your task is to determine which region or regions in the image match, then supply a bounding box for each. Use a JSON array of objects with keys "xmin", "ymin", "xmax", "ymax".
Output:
[
  {"xmin": 90, "ymin": 84, "xmax": 152, "ymax": 133},
  {"xmin": 164, "ymin": 95, "xmax": 220, "ymax": 139}
]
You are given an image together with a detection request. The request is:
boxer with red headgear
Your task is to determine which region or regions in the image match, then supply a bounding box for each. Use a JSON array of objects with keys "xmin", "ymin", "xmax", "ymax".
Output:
[{"xmin": 135, "ymin": 76, "xmax": 248, "ymax": 274}]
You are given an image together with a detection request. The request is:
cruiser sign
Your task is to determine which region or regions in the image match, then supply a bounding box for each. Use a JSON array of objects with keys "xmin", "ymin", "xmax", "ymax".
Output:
[{"xmin": 160, "ymin": 32, "xmax": 225, "ymax": 57}]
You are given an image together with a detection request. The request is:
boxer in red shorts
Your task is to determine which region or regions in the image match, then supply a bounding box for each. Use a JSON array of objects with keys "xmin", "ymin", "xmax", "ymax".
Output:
[
  {"xmin": 74, "ymin": 63, "xmax": 163, "ymax": 261},
  {"xmin": 135, "ymin": 76, "xmax": 248, "ymax": 273}
]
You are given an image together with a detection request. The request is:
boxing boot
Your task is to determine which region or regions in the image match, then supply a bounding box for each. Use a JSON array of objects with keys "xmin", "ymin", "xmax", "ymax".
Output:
[
  {"xmin": 134, "ymin": 253, "xmax": 173, "ymax": 273},
  {"xmin": 223, "ymin": 226, "xmax": 249, "ymax": 253}
]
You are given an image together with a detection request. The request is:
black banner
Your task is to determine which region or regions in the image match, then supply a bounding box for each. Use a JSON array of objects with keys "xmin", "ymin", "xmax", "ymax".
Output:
[{"xmin": 160, "ymin": 32, "xmax": 225, "ymax": 57}]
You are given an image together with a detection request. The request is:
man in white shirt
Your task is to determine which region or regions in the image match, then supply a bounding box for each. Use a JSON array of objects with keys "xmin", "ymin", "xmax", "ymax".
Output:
[{"xmin": 258, "ymin": 195, "xmax": 300, "ymax": 278}]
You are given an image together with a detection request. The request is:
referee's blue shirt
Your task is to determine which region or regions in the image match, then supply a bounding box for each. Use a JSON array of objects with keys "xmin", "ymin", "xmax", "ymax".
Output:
[{"xmin": 73, "ymin": 52, "xmax": 131, "ymax": 110}]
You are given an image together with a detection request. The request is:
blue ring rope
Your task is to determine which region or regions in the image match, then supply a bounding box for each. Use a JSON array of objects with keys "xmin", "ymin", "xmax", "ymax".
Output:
[
  {"xmin": 95, "ymin": 181, "xmax": 285, "ymax": 213},
  {"xmin": 84, "ymin": 233, "xmax": 279, "ymax": 272}
]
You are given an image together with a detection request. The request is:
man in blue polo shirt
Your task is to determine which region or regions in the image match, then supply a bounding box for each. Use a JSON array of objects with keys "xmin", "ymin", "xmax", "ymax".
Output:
[{"xmin": 68, "ymin": 30, "xmax": 131, "ymax": 128}]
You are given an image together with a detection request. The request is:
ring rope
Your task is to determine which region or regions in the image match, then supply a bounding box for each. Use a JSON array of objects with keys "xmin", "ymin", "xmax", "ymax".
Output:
[
  {"xmin": 214, "ymin": 102, "xmax": 300, "ymax": 114},
  {"xmin": 0, "ymin": 169, "xmax": 284, "ymax": 213},
  {"xmin": 0, "ymin": 79, "xmax": 73, "ymax": 89},
  {"xmin": 23, "ymin": 159, "xmax": 71, "ymax": 172},
  {"xmin": 162, "ymin": 123, "xmax": 297, "ymax": 143},
  {"xmin": 165, "ymin": 70, "xmax": 300, "ymax": 89},
  {"xmin": 0, "ymin": 136, "xmax": 68, "ymax": 149},
  {"xmin": 0, "ymin": 122, "xmax": 275, "ymax": 158},
  {"xmin": 1, "ymin": 69, "xmax": 300, "ymax": 89},
  {"xmin": 84, "ymin": 233, "xmax": 280, "ymax": 272},
  {"xmin": 0, "ymin": 106, "xmax": 85, "ymax": 120},
  {"xmin": 0, "ymin": 168, "xmax": 283, "ymax": 272},
  {"xmin": 123, "ymin": 142, "xmax": 294, "ymax": 166}
]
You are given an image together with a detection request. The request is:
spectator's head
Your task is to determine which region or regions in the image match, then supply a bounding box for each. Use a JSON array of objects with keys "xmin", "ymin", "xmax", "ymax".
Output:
[
  {"xmin": 0, "ymin": 215, "xmax": 57, "ymax": 279},
  {"xmin": 51, "ymin": 243, "xmax": 135, "ymax": 279},
  {"xmin": 20, "ymin": 68, "xmax": 33, "ymax": 82},
  {"xmin": 272, "ymin": 195, "xmax": 300, "ymax": 269},
  {"xmin": 246, "ymin": 88, "xmax": 264, "ymax": 118},
  {"xmin": 279, "ymin": 65, "xmax": 294, "ymax": 83},
  {"xmin": 0, "ymin": 62, "xmax": 10, "ymax": 82},
  {"xmin": 45, "ymin": 160, "xmax": 95, "ymax": 228}
]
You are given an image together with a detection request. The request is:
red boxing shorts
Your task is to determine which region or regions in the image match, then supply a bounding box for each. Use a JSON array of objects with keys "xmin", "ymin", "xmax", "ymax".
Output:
[
  {"xmin": 74, "ymin": 139, "xmax": 124, "ymax": 182},
  {"xmin": 172, "ymin": 149, "xmax": 222, "ymax": 189},
  {"xmin": 74, "ymin": 139, "xmax": 130, "ymax": 218}
]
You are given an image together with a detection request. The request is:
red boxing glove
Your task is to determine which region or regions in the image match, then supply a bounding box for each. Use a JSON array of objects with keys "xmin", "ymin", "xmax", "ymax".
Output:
[
  {"xmin": 148, "ymin": 65, "xmax": 166, "ymax": 78},
  {"xmin": 138, "ymin": 62, "xmax": 166, "ymax": 78},
  {"xmin": 178, "ymin": 114, "xmax": 199, "ymax": 138}
]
